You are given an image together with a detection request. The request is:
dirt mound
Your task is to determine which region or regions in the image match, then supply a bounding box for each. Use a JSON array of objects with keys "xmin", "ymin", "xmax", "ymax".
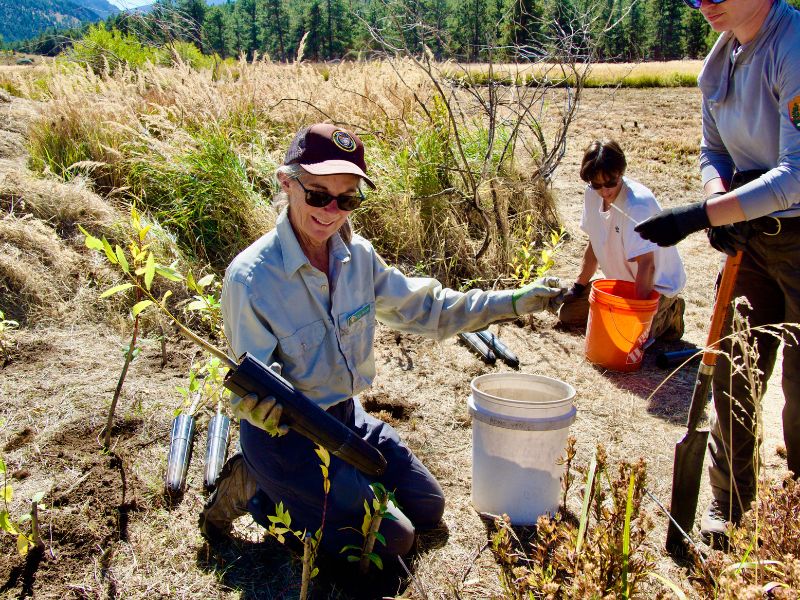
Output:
[{"xmin": 1, "ymin": 419, "xmax": 151, "ymax": 599}]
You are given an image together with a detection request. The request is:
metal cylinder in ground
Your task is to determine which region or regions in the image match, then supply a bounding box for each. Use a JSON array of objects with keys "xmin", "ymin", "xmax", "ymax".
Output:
[
  {"xmin": 475, "ymin": 330, "xmax": 519, "ymax": 368},
  {"xmin": 165, "ymin": 413, "xmax": 196, "ymax": 497},
  {"xmin": 457, "ymin": 332, "xmax": 496, "ymax": 364},
  {"xmin": 204, "ymin": 413, "xmax": 230, "ymax": 492}
]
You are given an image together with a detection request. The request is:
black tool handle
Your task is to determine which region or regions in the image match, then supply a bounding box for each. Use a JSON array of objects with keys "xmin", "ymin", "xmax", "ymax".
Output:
[
  {"xmin": 165, "ymin": 413, "xmax": 196, "ymax": 496},
  {"xmin": 224, "ymin": 353, "xmax": 387, "ymax": 477},
  {"xmin": 204, "ymin": 413, "xmax": 230, "ymax": 492},
  {"xmin": 475, "ymin": 330, "xmax": 519, "ymax": 368},
  {"xmin": 457, "ymin": 332, "xmax": 496, "ymax": 364}
]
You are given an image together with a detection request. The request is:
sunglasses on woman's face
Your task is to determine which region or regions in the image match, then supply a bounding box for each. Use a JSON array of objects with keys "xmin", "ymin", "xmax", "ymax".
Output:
[
  {"xmin": 589, "ymin": 179, "xmax": 620, "ymax": 190},
  {"xmin": 294, "ymin": 177, "xmax": 365, "ymax": 211},
  {"xmin": 682, "ymin": 0, "xmax": 727, "ymax": 9}
]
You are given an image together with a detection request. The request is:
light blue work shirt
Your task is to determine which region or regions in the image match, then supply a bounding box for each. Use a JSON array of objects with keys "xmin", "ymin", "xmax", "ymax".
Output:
[
  {"xmin": 698, "ymin": 0, "xmax": 800, "ymax": 219},
  {"xmin": 222, "ymin": 208, "xmax": 516, "ymax": 410}
]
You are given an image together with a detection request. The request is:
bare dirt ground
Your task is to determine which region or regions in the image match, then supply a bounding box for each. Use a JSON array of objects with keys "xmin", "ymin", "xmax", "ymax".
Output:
[{"xmin": 0, "ymin": 86, "xmax": 790, "ymax": 599}]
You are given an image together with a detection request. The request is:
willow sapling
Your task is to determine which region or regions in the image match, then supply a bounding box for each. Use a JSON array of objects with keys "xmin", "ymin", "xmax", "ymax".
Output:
[
  {"xmin": 81, "ymin": 212, "xmax": 387, "ymax": 474},
  {"xmin": 509, "ymin": 220, "xmax": 567, "ymax": 287},
  {"xmin": 340, "ymin": 482, "xmax": 398, "ymax": 574},
  {"xmin": 266, "ymin": 445, "xmax": 331, "ymax": 600},
  {"xmin": 80, "ymin": 206, "xmax": 183, "ymax": 449}
]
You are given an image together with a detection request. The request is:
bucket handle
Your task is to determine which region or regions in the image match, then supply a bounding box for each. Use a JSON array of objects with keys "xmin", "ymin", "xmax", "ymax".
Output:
[{"xmin": 606, "ymin": 304, "xmax": 654, "ymax": 346}]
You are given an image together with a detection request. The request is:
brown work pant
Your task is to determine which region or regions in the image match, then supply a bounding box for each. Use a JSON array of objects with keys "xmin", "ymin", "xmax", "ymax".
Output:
[
  {"xmin": 709, "ymin": 225, "xmax": 800, "ymax": 512},
  {"xmin": 557, "ymin": 281, "xmax": 685, "ymax": 342}
]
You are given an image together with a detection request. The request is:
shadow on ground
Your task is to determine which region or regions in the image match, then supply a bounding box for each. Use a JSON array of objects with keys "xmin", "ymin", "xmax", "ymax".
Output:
[{"xmin": 197, "ymin": 523, "xmax": 450, "ymax": 600}]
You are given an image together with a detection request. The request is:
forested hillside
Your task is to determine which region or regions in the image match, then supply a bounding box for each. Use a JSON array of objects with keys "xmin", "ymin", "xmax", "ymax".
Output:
[
  {"xmin": 0, "ymin": 0, "xmax": 116, "ymax": 43},
  {"xmin": 10, "ymin": 0, "xmax": 800, "ymax": 62}
]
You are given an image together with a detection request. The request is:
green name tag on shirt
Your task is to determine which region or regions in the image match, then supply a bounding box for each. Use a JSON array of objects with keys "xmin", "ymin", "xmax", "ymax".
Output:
[{"xmin": 347, "ymin": 304, "xmax": 370, "ymax": 326}]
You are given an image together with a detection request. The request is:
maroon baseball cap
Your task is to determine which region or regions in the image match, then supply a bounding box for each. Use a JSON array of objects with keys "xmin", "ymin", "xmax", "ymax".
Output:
[{"xmin": 284, "ymin": 123, "xmax": 376, "ymax": 189}]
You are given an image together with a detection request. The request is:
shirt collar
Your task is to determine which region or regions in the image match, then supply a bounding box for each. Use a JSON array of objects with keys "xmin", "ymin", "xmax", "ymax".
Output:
[
  {"xmin": 699, "ymin": 0, "xmax": 787, "ymax": 104},
  {"xmin": 276, "ymin": 207, "xmax": 351, "ymax": 275}
]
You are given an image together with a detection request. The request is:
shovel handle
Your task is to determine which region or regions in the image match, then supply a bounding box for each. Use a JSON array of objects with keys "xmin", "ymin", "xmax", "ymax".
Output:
[
  {"xmin": 701, "ymin": 251, "xmax": 743, "ymax": 368},
  {"xmin": 686, "ymin": 251, "xmax": 742, "ymax": 432}
]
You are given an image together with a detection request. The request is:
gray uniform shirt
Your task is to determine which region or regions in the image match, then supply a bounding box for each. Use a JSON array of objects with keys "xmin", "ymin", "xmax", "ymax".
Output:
[
  {"xmin": 698, "ymin": 0, "xmax": 800, "ymax": 219},
  {"xmin": 222, "ymin": 208, "xmax": 517, "ymax": 409}
]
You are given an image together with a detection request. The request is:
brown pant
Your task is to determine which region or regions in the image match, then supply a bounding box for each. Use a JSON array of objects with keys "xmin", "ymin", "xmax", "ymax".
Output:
[
  {"xmin": 557, "ymin": 281, "xmax": 685, "ymax": 342},
  {"xmin": 708, "ymin": 221, "xmax": 800, "ymax": 511}
]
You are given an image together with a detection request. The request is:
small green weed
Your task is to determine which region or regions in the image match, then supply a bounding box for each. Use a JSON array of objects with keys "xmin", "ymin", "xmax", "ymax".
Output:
[{"xmin": 0, "ymin": 453, "xmax": 45, "ymax": 556}]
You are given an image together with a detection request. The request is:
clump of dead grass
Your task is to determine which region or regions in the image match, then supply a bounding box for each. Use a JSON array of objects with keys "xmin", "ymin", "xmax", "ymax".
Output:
[
  {"xmin": 0, "ymin": 216, "xmax": 82, "ymax": 323},
  {"xmin": 0, "ymin": 163, "xmax": 121, "ymax": 237},
  {"xmin": 691, "ymin": 473, "xmax": 800, "ymax": 598},
  {"xmin": 488, "ymin": 439, "xmax": 658, "ymax": 599},
  {"xmin": 18, "ymin": 58, "xmax": 560, "ymax": 285}
]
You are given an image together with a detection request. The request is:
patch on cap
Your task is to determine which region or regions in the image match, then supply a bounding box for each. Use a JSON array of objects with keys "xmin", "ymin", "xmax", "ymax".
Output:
[
  {"xmin": 790, "ymin": 96, "xmax": 800, "ymax": 131},
  {"xmin": 332, "ymin": 130, "xmax": 357, "ymax": 152}
]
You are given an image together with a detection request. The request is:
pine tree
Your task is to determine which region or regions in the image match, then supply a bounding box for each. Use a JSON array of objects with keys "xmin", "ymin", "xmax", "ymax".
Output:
[
  {"xmin": 301, "ymin": 0, "xmax": 324, "ymax": 61},
  {"xmin": 234, "ymin": 0, "xmax": 259, "ymax": 58},
  {"xmin": 202, "ymin": 5, "xmax": 228, "ymax": 56},
  {"xmin": 257, "ymin": 0, "xmax": 288, "ymax": 60},
  {"xmin": 647, "ymin": 0, "xmax": 685, "ymax": 60},
  {"xmin": 623, "ymin": 0, "xmax": 647, "ymax": 60},
  {"xmin": 451, "ymin": 0, "xmax": 492, "ymax": 61},
  {"xmin": 683, "ymin": 7, "xmax": 708, "ymax": 58},
  {"xmin": 506, "ymin": 0, "xmax": 544, "ymax": 53},
  {"xmin": 177, "ymin": 0, "xmax": 206, "ymax": 46}
]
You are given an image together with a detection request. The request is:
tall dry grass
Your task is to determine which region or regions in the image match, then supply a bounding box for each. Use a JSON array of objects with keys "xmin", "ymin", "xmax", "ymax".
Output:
[{"xmin": 9, "ymin": 57, "xmax": 560, "ymax": 285}]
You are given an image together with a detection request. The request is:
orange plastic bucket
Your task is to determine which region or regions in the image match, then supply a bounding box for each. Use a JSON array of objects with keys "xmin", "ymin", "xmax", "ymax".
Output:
[{"xmin": 585, "ymin": 279, "xmax": 659, "ymax": 372}]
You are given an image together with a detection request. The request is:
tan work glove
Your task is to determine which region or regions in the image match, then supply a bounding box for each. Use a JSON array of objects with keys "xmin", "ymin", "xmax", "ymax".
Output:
[
  {"xmin": 511, "ymin": 276, "xmax": 566, "ymax": 315},
  {"xmin": 231, "ymin": 362, "xmax": 289, "ymax": 437}
]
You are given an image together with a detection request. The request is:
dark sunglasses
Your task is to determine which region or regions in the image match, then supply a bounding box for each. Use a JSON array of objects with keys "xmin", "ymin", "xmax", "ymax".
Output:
[
  {"xmin": 681, "ymin": 0, "xmax": 727, "ymax": 9},
  {"xmin": 294, "ymin": 177, "xmax": 365, "ymax": 211},
  {"xmin": 589, "ymin": 179, "xmax": 620, "ymax": 190}
]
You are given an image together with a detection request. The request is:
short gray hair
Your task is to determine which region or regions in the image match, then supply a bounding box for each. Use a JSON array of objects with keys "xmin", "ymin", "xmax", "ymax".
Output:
[{"xmin": 275, "ymin": 164, "xmax": 354, "ymax": 244}]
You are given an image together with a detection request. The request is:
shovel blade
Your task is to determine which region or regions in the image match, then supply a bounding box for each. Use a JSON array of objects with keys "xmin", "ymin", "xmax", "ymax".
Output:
[{"xmin": 666, "ymin": 428, "xmax": 709, "ymax": 554}]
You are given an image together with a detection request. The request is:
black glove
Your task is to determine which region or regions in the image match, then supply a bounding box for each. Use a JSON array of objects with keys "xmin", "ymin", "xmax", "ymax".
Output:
[
  {"xmin": 634, "ymin": 201, "xmax": 710, "ymax": 247},
  {"xmin": 562, "ymin": 282, "xmax": 586, "ymax": 305},
  {"xmin": 707, "ymin": 224, "xmax": 749, "ymax": 256}
]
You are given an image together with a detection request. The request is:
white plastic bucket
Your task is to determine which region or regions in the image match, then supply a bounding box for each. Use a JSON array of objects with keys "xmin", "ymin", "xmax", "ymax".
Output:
[{"xmin": 468, "ymin": 373, "xmax": 576, "ymax": 525}]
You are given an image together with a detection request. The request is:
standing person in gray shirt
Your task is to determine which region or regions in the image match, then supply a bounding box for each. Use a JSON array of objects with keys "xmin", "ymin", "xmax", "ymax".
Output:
[{"xmin": 634, "ymin": 0, "xmax": 800, "ymax": 549}]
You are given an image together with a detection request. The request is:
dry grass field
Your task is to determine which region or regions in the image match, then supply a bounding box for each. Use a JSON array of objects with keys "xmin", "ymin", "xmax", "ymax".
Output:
[{"xmin": 0, "ymin": 67, "xmax": 792, "ymax": 599}]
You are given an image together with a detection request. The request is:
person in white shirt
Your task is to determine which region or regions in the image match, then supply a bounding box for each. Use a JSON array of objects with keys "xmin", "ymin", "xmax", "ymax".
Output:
[{"xmin": 558, "ymin": 139, "xmax": 687, "ymax": 341}]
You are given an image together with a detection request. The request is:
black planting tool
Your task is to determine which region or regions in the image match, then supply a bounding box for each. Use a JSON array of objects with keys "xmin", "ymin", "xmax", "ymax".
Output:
[
  {"xmin": 457, "ymin": 332, "xmax": 496, "ymax": 364},
  {"xmin": 475, "ymin": 330, "xmax": 520, "ymax": 368},
  {"xmin": 224, "ymin": 353, "xmax": 387, "ymax": 477}
]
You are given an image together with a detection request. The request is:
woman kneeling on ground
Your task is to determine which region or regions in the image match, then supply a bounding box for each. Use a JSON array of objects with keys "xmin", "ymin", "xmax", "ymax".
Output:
[
  {"xmin": 558, "ymin": 139, "xmax": 687, "ymax": 342},
  {"xmin": 199, "ymin": 123, "xmax": 565, "ymax": 563}
]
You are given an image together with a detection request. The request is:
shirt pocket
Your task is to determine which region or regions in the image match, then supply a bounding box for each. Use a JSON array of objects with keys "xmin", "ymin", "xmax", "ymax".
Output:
[
  {"xmin": 338, "ymin": 303, "xmax": 376, "ymax": 369},
  {"xmin": 278, "ymin": 319, "xmax": 328, "ymax": 365}
]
